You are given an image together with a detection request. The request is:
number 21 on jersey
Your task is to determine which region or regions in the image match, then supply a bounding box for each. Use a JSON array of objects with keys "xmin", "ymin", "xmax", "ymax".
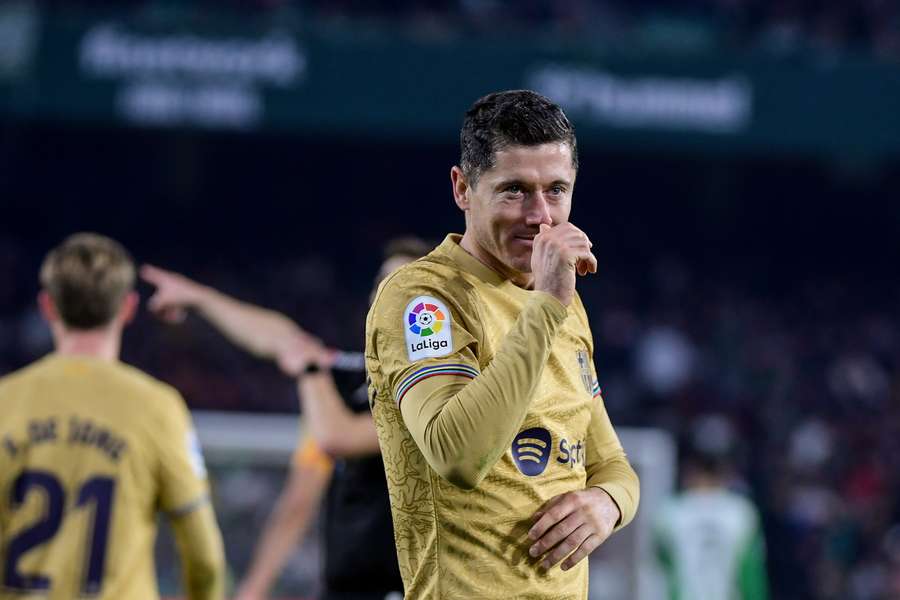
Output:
[{"xmin": 4, "ymin": 470, "xmax": 115, "ymax": 595}]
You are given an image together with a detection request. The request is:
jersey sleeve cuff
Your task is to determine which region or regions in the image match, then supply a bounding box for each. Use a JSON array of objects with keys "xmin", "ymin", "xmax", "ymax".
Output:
[
  {"xmin": 530, "ymin": 291, "xmax": 569, "ymax": 324},
  {"xmin": 591, "ymin": 482, "xmax": 637, "ymax": 531},
  {"xmin": 166, "ymin": 493, "xmax": 211, "ymax": 519}
]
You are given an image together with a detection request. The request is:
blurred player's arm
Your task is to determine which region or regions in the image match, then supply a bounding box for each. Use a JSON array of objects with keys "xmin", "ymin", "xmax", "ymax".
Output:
[
  {"xmin": 235, "ymin": 442, "xmax": 333, "ymax": 600},
  {"xmin": 157, "ymin": 392, "xmax": 226, "ymax": 600},
  {"xmin": 298, "ymin": 370, "xmax": 380, "ymax": 458},
  {"xmin": 379, "ymin": 291, "xmax": 567, "ymax": 489},
  {"xmin": 141, "ymin": 264, "xmax": 313, "ymax": 361},
  {"xmin": 277, "ymin": 339, "xmax": 379, "ymax": 458},
  {"xmin": 169, "ymin": 503, "xmax": 227, "ymax": 600}
]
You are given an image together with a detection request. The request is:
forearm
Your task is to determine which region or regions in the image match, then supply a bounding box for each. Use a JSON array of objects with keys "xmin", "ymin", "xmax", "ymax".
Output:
[
  {"xmin": 240, "ymin": 504, "xmax": 310, "ymax": 594},
  {"xmin": 240, "ymin": 466, "xmax": 328, "ymax": 594},
  {"xmin": 401, "ymin": 292, "xmax": 567, "ymax": 489},
  {"xmin": 299, "ymin": 373, "xmax": 379, "ymax": 457},
  {"xmin": 196, "ymin": 287, "xmax": 302, "ymax": 359},
  {"xmin": 171, "ymin": 505, "xmax": 227, "ymax": 600}
]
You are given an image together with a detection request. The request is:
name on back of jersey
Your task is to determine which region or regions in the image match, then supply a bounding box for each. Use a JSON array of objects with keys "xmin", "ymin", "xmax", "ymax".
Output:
[{"xmin": 3, "ymin": 416, "xmax": 127, "ymax": 462}]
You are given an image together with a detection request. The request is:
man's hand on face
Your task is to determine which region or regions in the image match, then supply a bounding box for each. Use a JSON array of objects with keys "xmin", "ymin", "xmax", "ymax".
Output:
[
  {"xmin": 531, "ymin": 223, "xmax": 597, "ymax": 306},
  {"xmin": 527, "ymin": 487, "xmax": 620, "ymax": 572}
]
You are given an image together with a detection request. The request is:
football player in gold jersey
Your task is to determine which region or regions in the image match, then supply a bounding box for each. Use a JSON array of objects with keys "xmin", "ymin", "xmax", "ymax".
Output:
[
  {"xmin": 366, "ymin": 90, "xmax": 640, "ymax": 599},
  {"xmin": 0, "ymin": 233, "xmax": 225, "ymax": 600}
]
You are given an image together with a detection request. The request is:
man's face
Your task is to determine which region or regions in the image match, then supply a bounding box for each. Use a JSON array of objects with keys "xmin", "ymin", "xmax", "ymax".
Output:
[{"xmin": 457, "ymin": 142, "xmax": 576, "ymax": 278}]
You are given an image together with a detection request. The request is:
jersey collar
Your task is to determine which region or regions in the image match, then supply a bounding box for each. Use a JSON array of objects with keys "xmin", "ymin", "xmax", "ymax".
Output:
[{"xmin": 440, "ymin": 234, "xmax": 507, "ymax": 286}]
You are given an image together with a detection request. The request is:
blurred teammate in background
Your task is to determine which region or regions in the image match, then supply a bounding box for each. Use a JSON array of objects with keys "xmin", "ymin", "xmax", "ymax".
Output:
[
  {"xmin": 366, "ymin": 90, "xmax": 639, "ymax": 598},
  {"xmin": 654, "ymin": 415, "xmax": 769, "ymax": 600},
  {"xmin": 0, "ymin": 233, "xmax": 225, "ymax": 600},
  {"xmin": 141, "ymin": 237, "xmax": 431, "ymax": 600}
]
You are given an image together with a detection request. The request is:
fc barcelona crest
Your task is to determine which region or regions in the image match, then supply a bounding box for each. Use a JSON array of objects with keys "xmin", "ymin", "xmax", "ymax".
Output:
[{"xmin": 576, "ymin": 349, "xmax": 593, "ymax": 394}]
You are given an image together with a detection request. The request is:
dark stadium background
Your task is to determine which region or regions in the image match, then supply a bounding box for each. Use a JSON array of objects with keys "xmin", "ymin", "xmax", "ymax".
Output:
[{"xmin": 3, "ymin": 1, "xmax": 900, "ymax": 598}]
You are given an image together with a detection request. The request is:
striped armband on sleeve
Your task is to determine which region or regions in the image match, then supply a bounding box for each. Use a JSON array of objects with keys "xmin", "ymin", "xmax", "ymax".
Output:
[
  {"xmin": 395, "ymin": 363, "xmax": 479, "ymax": 406},
  {"xmin": 592, "ymin": 380, "xmax": 602, "ymax": 399},
  {"xmin": 167, "ymin": 494, "xmax": 211, "ymax": 519}
]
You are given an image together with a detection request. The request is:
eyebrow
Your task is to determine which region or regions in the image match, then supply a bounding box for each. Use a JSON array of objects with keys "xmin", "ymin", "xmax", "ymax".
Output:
[
  {"xmin": 494, "ymin": 179, "xmax": 528, "ymax": 190},
  {"xmin": 493, "ymin": 178, "xmax": 572, "ymax": 190},
  {"xmin": 547, "ymin": 179, "xmax": 571, "ymax": 188}
]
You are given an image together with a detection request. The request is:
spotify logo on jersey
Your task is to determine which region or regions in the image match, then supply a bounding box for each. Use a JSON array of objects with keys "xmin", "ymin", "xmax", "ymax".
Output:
[{"xmin": 511, "ymin": 427, "xmax": 552, "ymax": 476}]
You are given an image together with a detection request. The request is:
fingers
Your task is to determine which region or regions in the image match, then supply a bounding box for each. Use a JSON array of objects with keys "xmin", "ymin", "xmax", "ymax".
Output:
[
  {"xmin": 541, "ymin": 524, "xmax": 593, "ymax": 570},
  {"xmin": 146, "ymin": 291, "xmax": 180, "ymax": 316},
  {"xmin": 146, "ymin": 292, "xmax": 164, "ymax": 312},
  {"xmin": 531, "ymin": 491, "xmax": 569, "ymax": 525},
  {"xmin": 140, "ymin": 264, "xmax": 205, "ymax": 316},
  {"xmin": 141, "ymin": 265, "xmax": 174, "ymax": 313},
  {"xmin": 537, "ymin": 224, "xmax": 596, "ymax": 276},
  {"xmin": 158, "ymin": 306, "xmax": 187, "ymax": 324},
  {"xmin": 139, "ymin": 264, "xmax": 168, "ymax": 286},
  {"xmin": 552, "ymin": 222, "xmax": 591, "ymax": 244},
  {"xmin": 277, "ymin": 345, "xmax": 307, "ymax": 377},
  {"xmin": 529, "ymin": 492, "xmax": 577, "ymax": 543},
  {"xmin": 561, "ymin": 533, "xmax": 603, "ymax": 571},
  {"xmin": 527, "ymin": 489, "xmax": 614, "ymax": 572},
  {"xmin": 277, "ymin": 333, "xmax": 328, "ymax": 377},
  {"xmin": 278, "ymin": 352, "xmax": 305, "ymax": 377},
  {"xmin": 576, "ymin": 251, "xmax": 598, "ymax": 276},
  {"xmin": 535, "ymin": 223, "xmax": 590, "ymax": 245},
  {"xmin": 529, "ymin": 511, "xmax": 585, "ymax": 561}
]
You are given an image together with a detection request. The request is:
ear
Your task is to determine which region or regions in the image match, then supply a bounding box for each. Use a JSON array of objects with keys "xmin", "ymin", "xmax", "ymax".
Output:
[
  {"xmin": 37, "ymin": 291, "xmax": 59, "ymax": 325},
  {"xmin": 119, "ymin": 291, "xmax": 139, "ymax": 326},
  {"xmin": 450, "ymin": 166, "xmax": 471, "ymax": 211}
]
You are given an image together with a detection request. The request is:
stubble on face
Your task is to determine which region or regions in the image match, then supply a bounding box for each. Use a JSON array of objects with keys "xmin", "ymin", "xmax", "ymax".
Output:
[{"xmin": 460, "ymin": 143, "xmax": 575, "ymax": 286}]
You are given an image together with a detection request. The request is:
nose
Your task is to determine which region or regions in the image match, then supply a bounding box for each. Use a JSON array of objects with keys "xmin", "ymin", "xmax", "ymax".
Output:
[{"xmin": 524, "ymin": 193, "xmax": 553, "ymax": 227}]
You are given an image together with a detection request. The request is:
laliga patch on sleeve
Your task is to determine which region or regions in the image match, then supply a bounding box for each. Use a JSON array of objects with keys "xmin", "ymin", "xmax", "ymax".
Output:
[
  {"xmin": 404, "ymin": 295, "xmax": 453, "ymax": 362},
  {"xmin": 186, "ymin": 429, "xmax": 208, "ymax": 478}
]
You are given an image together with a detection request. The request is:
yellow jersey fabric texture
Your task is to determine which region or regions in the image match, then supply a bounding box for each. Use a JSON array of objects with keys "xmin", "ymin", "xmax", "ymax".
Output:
[
  {"xmin": 0, "ymin": 354, "xmax": 210, "ymax": 600},
  {"xmin": 366, "ymin": 234, "xmax": 639, "ymax": 599}
]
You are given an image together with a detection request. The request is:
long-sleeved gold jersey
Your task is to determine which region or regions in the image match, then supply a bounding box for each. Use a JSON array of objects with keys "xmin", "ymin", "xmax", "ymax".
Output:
[{"xmin": 365, "ymin": 234, "xmax": 639, "ymax": 599}]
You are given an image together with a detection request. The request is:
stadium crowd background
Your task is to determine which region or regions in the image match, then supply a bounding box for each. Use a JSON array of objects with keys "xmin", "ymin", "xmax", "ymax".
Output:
[
  {"xmin": 3, "ymin": 0, "xmax": 900, "ymax": 599},
  {"xmin": 38, "ymin": 0, "xmax": 900, "ymax": 60}
]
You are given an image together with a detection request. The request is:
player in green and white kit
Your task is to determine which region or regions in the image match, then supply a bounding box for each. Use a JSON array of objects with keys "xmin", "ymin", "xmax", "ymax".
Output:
[{"xmin": 654, "ymin": 417, "xmax": 768, "ymax": 600}]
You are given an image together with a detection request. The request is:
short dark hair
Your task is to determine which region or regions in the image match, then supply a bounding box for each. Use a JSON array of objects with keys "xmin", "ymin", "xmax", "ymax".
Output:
[
  {"xmin": 40, "ymin": 233, "xmax": 135, "ymax": 329},
  {"xmin": 685, "ymin": 414, "xmax": 736, "ymax": 477},
  {"xmin": 384, "ymin": 236, "xmax": 432, "ymax": 261},
  {"xmin": 459, "ymin": 89, "xmax": 578, "ymax": 186}
]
